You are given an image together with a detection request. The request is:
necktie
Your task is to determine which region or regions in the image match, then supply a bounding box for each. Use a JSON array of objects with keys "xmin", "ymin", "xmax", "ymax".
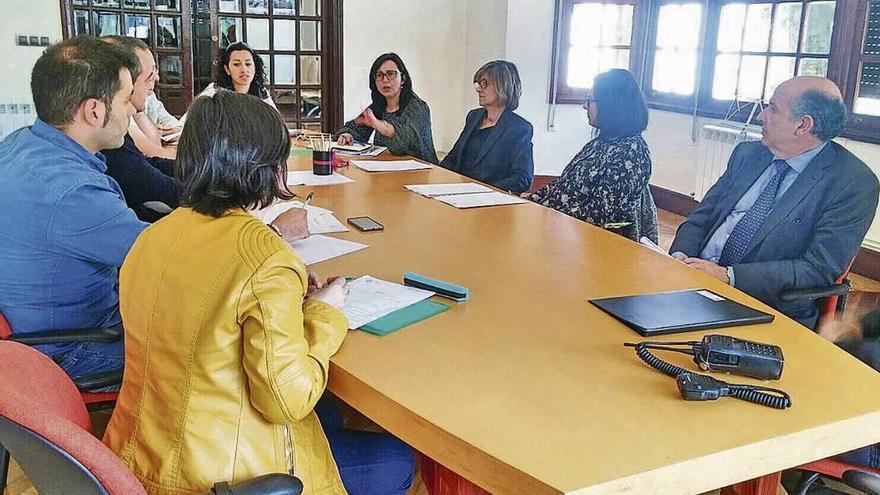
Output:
[{"xmin": 718, "ymin": 160, "xmax": 790, "ymax": 266}]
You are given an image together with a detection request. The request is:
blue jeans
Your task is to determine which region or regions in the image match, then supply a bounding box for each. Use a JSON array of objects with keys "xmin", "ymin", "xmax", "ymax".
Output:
[
  {"xmin": 837, "ymin": 444, "xmax": 880, "ymax": 469},
  {"xmin": 50, "ymin": 339, "xmax": 125, "ymax": 392},
  {"xmin": 315, "ymin": 397, "xmax": 415, "ymax": 495}
]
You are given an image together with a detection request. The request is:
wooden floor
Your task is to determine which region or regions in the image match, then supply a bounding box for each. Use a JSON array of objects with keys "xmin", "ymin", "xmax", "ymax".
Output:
[{"xmin": 4, "ymin": 209, "xmax": 877, "ymax": 495}]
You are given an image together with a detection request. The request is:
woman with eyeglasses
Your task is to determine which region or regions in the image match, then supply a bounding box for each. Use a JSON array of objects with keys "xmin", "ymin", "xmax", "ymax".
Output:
[
  {"xmin": 336, "ymin": 52, "xmax": 438, "ymax": 164},
  {"xmin": 528, "ymin": 69, "xmax": 658, "ymax": 242},
  {"xmin": 440, "ymin": 60, "xmax": 534, "ymax": 194}
]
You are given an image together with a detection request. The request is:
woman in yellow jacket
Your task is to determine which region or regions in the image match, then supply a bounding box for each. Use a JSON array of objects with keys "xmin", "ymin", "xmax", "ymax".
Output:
[{"xmin": 103, "ymin": 90, "xmax": 414, "ymax": 495}]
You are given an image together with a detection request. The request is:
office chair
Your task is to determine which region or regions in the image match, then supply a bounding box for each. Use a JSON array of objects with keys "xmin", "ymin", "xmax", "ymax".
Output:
[
  {"xmin": 791, "ymin": 458, "xmax": 880, "ymax": 495},
  {"xmin": 779, "ymin": 260, "xmax": 854, "ymax": 328},
  {"xmin": 0, "ymin": 341, "xmax": 303, "ymax": 495},
  {"xmin": 0, "ymin": 312, "xmax": 122, "ymax": 405}
]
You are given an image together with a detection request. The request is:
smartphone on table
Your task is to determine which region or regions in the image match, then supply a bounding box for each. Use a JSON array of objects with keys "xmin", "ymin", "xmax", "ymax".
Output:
[{"xmin": 347, "ymin": 216, "xmax": 384, "ymax": 232}]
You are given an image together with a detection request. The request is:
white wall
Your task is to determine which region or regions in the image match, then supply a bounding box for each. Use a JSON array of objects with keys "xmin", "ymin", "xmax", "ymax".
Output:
[{"xmin": 0, "ymin": 0, "xmax": 62, "ymax": 103}]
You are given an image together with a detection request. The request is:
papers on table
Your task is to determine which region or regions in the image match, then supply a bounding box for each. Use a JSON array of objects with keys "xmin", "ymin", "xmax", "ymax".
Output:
[
  {"xmin": 405, "ymin": 183, "xmax": 527, "ymax": 209},
  {"xmin": 290, "ymin": 235, "xmax": 368, "ymax": 265},
  {"xmin": 331, "ymin": 141, "xmax": 370, "ymax": 152},
  {"xmin": 434, "ymin": 191, "xmax": 527, "ymax": 209},
  {"xmin": 639, "ymin": 236, "xmax": 672, "ymax": 258},
  {"xmin": 252, "ymin": 201, "xmax": 348, "ymax": 234},
  {"xmin": 341, "ymin": 275, "xmax": 434, "ymax": 329},
  {"xmin": 287, "ymin": 171, "xmax": 354, "ymax": 186},
  {"xmin": 332, "ymin": 144, "xmax": 387, "ymax": 157},
  {"xmin": 404, "ymin": 183, "xmax": 493, "ymax": 197},
  {"xmin": 352, "ymin": 160, "xmax": 432, "ymax": 172}
]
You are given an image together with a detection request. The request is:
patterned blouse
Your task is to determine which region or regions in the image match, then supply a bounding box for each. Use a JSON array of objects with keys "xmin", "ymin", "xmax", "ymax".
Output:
[
  {"xmin": 337, "ymin": 96, "xmax": 438, "ymax": 164},
  {"xmin": 530, "ymin": 133, "xmax": 658, "ymax": 242}
]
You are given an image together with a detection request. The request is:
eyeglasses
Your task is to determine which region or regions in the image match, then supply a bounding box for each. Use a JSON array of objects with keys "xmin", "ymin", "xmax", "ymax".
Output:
[
  {"xmin": 374, "ymin": 70, "xmax": 400, "ymax": 82},
  {"xmin": 474, "ymin": 79, "xmax": 489, "ymax": 91},
  {"xmin": 583, "ymin": 93, "xmax": 594, "ymax": 108}
]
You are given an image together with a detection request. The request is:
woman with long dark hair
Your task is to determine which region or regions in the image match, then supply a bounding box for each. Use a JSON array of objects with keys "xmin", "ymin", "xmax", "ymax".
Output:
[
  {"xmin": 194, "ymin": 41, "xmax": 277, "ymax": 110},
  {"xmin": 529, "ymin": 69, "xmax": 658, "ymax": 242},
  {"xmin": 104, "ymin": 90, "xmax": 415, "ymax": 495},
  {"xmin": 336, "ymin": 52, "xmax": 438, "ymax": 163}
]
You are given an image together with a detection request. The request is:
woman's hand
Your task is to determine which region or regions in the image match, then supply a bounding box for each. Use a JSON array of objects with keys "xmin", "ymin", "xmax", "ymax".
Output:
[
  {"xmin": 309, "ymin": 277, "xmax": 348, "ymax": 309},
  {"xmin": 337, "ymin": 133, "xmax": 354, "ymax": 145},
  {"xmin": 354, "ymin": 108, "xmax": 382, "ymax": 129},
  {"xmin": 270, "ymin": 208, "xmax": 309, "ymax": 242},
  {"xmin": 307, "ymin": 271, "xmax": 323, "ymax": 296}
]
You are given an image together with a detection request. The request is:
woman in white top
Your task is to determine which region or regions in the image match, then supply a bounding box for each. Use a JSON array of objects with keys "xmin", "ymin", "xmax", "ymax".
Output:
[{"xmin": 183, "ymin": 42, "xmax": 276, "ymax": 124}]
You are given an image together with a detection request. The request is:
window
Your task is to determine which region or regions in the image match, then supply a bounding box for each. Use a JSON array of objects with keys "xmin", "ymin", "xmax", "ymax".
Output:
[
  {"xmin": 552, "ymin": 0, "xmax": 880, "ymax": 141},
  {"xmin": 843, "ymin": 0, "xmax": 880, "ymax": 139},
  {"xmin": 62, "ymin": 0, "xmax": 188, "ymax": 115},
  {"xmin": 60, "ymin": 0, "xmax": 344, "ymax": 132},
  {"xmin": 550, "ymin": 0, "xmax": 645, "ymax": 103},
  {"xmin": 645, "ymin": 0, "xmax": 836, "ymax": 118}
]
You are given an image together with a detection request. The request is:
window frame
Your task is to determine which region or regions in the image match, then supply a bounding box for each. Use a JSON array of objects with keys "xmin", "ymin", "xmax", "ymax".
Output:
[
  {"xmin": 550, "ymin": 0, "xmax": 880, "ymax": 144},
  {"xmin": 549, "ymin": 0, "xmax": 649, "ymax": 104}
]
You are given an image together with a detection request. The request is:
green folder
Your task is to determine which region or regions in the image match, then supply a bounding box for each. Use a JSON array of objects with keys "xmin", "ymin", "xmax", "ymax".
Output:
[
  {"xmin": 360, "ymin": 299, "xmax": 450, "ymax": 336},
  {"xmin": 290, "ymin": 148, "xmax": 312, "ymax": 157}
]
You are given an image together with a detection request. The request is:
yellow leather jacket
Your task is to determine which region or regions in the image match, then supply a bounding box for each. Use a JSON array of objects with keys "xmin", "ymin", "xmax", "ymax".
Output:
[{"xmin": 103, "ymin": 208, "xmax": 349, "ymax": 495}]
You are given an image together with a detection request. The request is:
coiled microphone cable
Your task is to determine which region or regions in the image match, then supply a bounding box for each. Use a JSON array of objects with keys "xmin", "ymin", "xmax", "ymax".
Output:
[{"xmin": 625, "ymin": 342, "xmax": 792, "ymax": 410}]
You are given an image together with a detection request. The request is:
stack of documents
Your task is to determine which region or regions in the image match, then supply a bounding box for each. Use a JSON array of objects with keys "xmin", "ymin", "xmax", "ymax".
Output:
[
  {"xmin": 287, "ymin": 171, "xmax": 354, "ymax": 186},
  {"xmin": 405, "ymin": 183, "xmax": 528, "ymax": 209},
  {"xmin": 352, "ymin": 160, "xmax": 432, "ymax": 172},
  {"xmin": 290, "ymin": 235, "xmax": 368, "ymax": 265},
  {"xmin": 252, "ymin": 201, "xmax": 348, "ymax": 234},
  {"xmin": 332, "ymin": 144, "xmax": 387, "ymax": 157},
  {"xmin": 341, "ymin": 275, "xmax": 434, "ymax": 329}
]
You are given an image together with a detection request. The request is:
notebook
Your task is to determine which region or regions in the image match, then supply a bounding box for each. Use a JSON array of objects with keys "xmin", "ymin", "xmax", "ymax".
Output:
[
  {"xmin": 361, "ymin": 299, "xmax": 450, "ymax": 336},
  {"xmin": 589, "ymin": 289, "xmax": 774, "ymax": 336}
]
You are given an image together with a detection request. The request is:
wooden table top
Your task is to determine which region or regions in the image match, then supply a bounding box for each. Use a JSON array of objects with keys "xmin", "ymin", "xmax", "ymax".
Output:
[{"xmin": 286, "ymin": 150, "xmax": 880, "ymax": 495}]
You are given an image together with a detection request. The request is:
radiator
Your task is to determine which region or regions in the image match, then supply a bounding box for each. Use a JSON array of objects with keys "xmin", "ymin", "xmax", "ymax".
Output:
[{"xmin": 695, "ymin": 124, "xmax": 762, "ymax": 201}]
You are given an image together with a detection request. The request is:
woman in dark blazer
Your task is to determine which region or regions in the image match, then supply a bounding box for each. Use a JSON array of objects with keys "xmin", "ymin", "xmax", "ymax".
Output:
[{"xmin": 440, "ymin": 60, "xmax": 534, "ymax": 193}]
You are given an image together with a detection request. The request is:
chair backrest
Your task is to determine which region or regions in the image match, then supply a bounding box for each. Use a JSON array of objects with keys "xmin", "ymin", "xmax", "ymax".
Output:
[
  {"xmin": 0, "ymin": 341, "xmax": 145, "ymax": 495},
  {"xmin": 821, "ymin": 259, "xmax": 855, "ymax": 322},
  {"xmin": 0, "ymin": 312, "xmax": 11, "ymax": 339}
]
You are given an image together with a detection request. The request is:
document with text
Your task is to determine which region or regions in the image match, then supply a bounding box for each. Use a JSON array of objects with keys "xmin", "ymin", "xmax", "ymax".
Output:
[
  {"xmin": 404, "ymin": 183, "xmax": 493, "ymax": 197},
  {"xmin": 435, "ymin": 191, "xmax": 528, "ymax": 209},
  {"xmin": 287, "ymin": 171, "xmax": 354, "ymax": 186},
  {"xmin": 290, "ymin": 235, "xmax": 367, "ymax": 265},
  {"xmin": 352, "ymin": 160, "xmax": 433, "ymax": 172},
  {"xmin": 251, "ymin": 201, "xmax": 349, "ymax": 234},
  {"xmin": 341, "ymin": 275, "xmax": 434, "ymax": 329}
]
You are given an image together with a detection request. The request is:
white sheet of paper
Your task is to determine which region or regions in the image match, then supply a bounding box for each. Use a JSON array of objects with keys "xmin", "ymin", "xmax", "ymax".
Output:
[
  {"xmin": 639, "ymin": 236, "xmax": 672, "ymax": 258},
  {"xmin": 341, "ymin": 275, "xmax": 434, "ymax": 329},
  {"xmin": 251, "ymin": 201, "xmax": 349, "ymax": 234},
  {"xmin": 435, "ymin": 191, "xmax": 527, "ymax": 209},
  {"xmin": 404, "ymin": 183, "xmax": 493, "ymax": 197},
  {"xmin": 352, "ymin": 160, "xmax": 432, "ymax": 172},
  {"xmin": 287, "ymin": 171, "xmax": 354, "ymax": 186},
  {"xmin": 290, "ymin": 235, "xmax": 367, "ymax": 265}
]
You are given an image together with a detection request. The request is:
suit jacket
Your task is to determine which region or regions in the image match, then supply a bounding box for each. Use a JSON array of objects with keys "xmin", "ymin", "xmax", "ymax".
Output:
[
  {"xmin": 671, "ymin": 140, "xmax": 879, "ymax": 328},
  {"xmin": 440, "ymin": 108, "xmax": 534, "ymax": 193}
]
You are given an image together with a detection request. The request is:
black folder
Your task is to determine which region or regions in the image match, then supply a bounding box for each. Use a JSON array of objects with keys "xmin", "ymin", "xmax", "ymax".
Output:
[{"xmin": 589, "ymin": 289, "xmax": 774, "ymax": 336}]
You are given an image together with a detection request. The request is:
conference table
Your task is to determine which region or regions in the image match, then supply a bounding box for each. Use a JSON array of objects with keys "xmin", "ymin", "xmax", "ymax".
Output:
[{"xmin": 285, "ymin": 148, "xmax": 880, "ymax": 495}]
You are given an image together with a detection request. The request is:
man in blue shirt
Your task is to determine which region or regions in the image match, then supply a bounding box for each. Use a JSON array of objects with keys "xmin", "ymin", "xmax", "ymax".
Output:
[
  {"xmin": 0, "ymin": 36, "xmax": 147, "ymax": 380},
  {"xmin": 671, "ymin": 77, "xmax": 879, "ymax": 328}
]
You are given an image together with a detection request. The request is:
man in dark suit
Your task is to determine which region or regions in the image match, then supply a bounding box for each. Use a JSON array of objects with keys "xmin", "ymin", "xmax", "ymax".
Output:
[{"xmin": 670, "ymin": 77, "xmax": 879, "ymax": 328}]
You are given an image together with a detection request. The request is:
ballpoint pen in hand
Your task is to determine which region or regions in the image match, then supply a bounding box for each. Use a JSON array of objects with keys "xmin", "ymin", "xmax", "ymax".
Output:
[{"xmin": 301, "ymin": 192, "xmax": 314, "ymax": 208}]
